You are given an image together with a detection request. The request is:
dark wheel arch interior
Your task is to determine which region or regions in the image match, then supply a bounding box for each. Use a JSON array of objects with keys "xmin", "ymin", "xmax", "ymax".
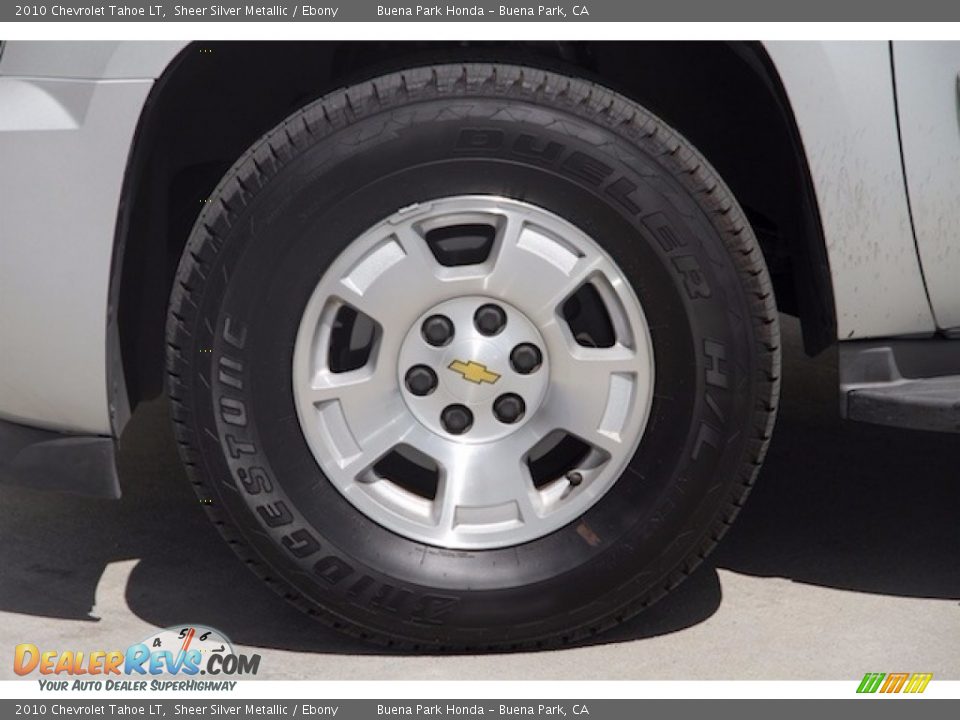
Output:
[{"xmin": 109, "ymin": 40, "xmax": 835, "ymax": 427}]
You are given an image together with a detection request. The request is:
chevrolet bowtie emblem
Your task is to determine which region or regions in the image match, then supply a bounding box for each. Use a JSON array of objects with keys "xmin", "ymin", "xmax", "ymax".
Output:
[{"xmin": 448, "ymin": 360, "xmax": 501, "ymax": 385}]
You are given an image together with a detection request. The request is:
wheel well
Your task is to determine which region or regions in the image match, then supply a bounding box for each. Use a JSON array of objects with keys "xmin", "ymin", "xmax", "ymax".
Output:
[{"xmin": 112, "ymin": 40, "xmax": 834, "ymax": 414}]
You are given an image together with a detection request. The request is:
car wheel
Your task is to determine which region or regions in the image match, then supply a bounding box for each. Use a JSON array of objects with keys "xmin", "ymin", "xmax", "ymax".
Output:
[{"xmin": 166, "ymin": 63, "xmax": 780, "ymax": 649}]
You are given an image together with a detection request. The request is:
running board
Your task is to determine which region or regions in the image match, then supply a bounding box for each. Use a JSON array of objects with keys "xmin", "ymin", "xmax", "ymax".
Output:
[{"xmin": 839, "ymin": 340, "xmax": 960, "ymax": 433}]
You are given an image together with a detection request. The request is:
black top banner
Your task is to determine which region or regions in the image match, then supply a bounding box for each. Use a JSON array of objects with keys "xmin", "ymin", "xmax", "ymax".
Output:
[{"xmin": 4, "ymin": 0, "xmax": 960, "ymax": 22}]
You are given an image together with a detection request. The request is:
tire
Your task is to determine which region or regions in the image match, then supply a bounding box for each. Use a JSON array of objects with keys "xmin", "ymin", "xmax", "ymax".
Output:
[{"xmin": 166, "ymin": 63, "xmax": 780, "ymax": 649}]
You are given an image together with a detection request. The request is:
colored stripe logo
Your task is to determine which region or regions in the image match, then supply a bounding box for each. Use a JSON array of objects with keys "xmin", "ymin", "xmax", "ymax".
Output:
[{"xmin": 857, "ymin": 672, "xmax": 932, "ymax": 694}]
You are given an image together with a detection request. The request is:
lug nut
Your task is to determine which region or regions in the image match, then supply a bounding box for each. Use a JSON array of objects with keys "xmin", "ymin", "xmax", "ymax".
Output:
[
  {"xmin": 441, "ymin": 404, "xmax": 473, "ymax": 435},
  {"xmin": 422, "ymin": 314, "xmax": 454, "ymax": 347},
  {"xmin": 493, "ymin": 393, "xmax": 526, "ymax": 424},
  {"xmin": 510, "ymin": 343, "xmax": 543, "ymax": 374},
  {"xmin": 405, "ymin": 365, "xmax": 438, "ymax": 396},
  {"xmin": 474, "ymin": 304, "xmax": 507, "ymax": 336}
]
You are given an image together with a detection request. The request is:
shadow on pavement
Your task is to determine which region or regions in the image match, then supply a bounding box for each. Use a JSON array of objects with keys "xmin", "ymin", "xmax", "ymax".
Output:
[{"xmin": 1, "ymin": 317, "xmax": 957, "ymax": 654}]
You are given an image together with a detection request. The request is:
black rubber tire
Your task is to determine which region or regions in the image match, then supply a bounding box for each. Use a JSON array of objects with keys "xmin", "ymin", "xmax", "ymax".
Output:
[{"xmin": 166, "ymin": 63, "xmax": 780, "ymax": 650}]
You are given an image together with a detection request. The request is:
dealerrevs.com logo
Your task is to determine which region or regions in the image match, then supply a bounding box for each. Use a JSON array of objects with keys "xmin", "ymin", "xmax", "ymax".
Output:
[{"xmin": 14, "ymin": 625, "xmax": 260, "ymax": 691}]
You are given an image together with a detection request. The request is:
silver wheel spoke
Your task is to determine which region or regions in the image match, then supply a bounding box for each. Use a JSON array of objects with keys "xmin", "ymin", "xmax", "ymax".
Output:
[
  {"xmin": 334, "ymin": 226, "xmax": 439, "ymax": 325},
  {"xmin": 345, "ymin": 408, "xmax": 417, "ymax": 474},
  {"xmin": 485, "ymin": 214, "xmax": 606, "ymax": 325},
  {"xmin": 539, "ymin": 342, "xmax": 647, "ymax": 454},
  {"xmin": 430, "ymin": 437, "xmax": 540, "ymax": 536},
  {"xmin": 306, "ymin": 367, "xmax": 414, "ymax": 472}
]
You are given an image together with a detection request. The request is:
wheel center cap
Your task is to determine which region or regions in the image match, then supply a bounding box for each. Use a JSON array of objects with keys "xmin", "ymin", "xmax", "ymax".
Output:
[
  {"xmin": 440, "ymin": 340, "xmax": 504, "ymax": 403},
  {"xmin": 398, "ymin": 296, "xmax": 549, "ymax": 443}
]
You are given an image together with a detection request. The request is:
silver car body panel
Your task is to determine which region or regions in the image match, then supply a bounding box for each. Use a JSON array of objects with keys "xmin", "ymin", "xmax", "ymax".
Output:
[
  {"xmin": 764, "ymin": 41, "xmax": 936, "ymax": 340},
  {"xmin": 0, "ymin": 76, "xmax": 151, "ymax": 434},
  {"xmin": 0, "ymin": 41, "xmax": 187, "ymax": 79},
  {"xmin": 892, "ymin": 41, "xmax": 960, "ymax": 334}
]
